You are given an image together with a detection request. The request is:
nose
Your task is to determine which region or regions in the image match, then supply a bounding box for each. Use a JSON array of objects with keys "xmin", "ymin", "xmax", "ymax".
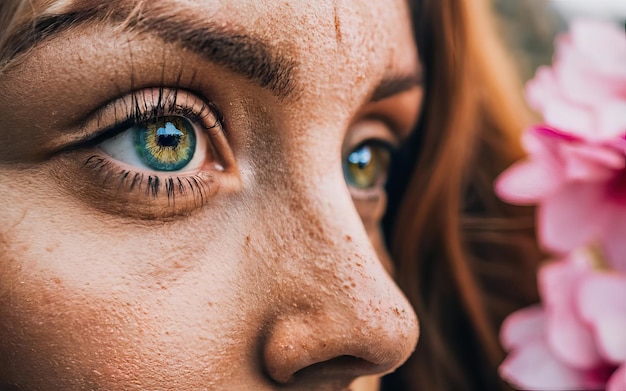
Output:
[{"xmin": 262, "ymin": 208, "xmax": 419, "ymax": 385}]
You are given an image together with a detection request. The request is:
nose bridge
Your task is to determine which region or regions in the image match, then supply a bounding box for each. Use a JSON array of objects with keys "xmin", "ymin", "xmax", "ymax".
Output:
[{"xmin": 261, "ymin": 191, "xmax": 419, "ymax": 383}]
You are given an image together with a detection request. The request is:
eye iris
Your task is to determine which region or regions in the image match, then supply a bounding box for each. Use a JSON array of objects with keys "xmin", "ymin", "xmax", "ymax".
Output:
[
  {"xmin": 135, "ymin": 117, "xmax": 197, "ymax": 171},
  {"xmin": 345, "ymin": 145, "xmax": 383, "ymax": 189}
]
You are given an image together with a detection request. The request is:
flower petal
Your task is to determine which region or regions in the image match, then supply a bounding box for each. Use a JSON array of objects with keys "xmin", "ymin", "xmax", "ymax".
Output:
[
  {"xmin": 603, "ymin": 215, "xmax": 626, "ymax": 272},
  {"xmin": 495, "ymin": 159, "xmax": 561, "ymax": 204},
  {"xmin": 607, "ymin": 364, "xmax": 626, "ymax": 391},
  {"xmin": 500, "ymin": 305, "xmax": 546, "ymax": 351},
  {"xmin": 526, "ymin": 67, "xmax": 561, "ymax": 114},
  {"xmin": 578, "ymin": 273, "xmax": 626, "ymax": 363},
  {"xmin": 538, "ymin": 183, "xmax": 609, "ymax": 253},
  {"xmin": 499, "ymin": 339, "xmax": 604, "ymax": 390},
  {"xmin": 542, "ymin": 99, "xmax": 595, "ymax": 139},
  {"xmin": 596, "ymin": 101, "xmax": 626, "ymax": 140},
  {"xmin": 540, "ymin": 258, "xmax": 603, "ymax": 369},
  {"xmin": 559, "ymin": 143, "xmax": 623, "ymax": 182}
]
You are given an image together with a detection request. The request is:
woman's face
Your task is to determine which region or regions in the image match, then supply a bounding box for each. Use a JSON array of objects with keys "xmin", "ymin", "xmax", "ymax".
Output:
[{"xmin": 0, "ymin": 0, "xmax": 422, "ymax": 389}]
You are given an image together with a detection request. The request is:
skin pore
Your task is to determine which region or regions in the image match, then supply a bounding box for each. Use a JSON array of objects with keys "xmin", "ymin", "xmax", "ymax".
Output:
[{"xmin": 0, "ymin": 0, "xmax": 423, "ymax": 389}]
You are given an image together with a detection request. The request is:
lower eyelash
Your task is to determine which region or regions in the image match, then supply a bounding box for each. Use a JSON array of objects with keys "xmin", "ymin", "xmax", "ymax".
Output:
[{"xmin": 83, "ymin": 154, "xmax": 215, "ymax": 210}]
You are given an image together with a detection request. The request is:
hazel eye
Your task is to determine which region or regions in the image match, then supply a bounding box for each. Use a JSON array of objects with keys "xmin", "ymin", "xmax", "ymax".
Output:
[
  {"xmin": 343, "ymin": 142, "xmax": 392, "ymax": 189},
  {"xmin": 99, "ymin": 116, "xmax": 207, "ymax": 173}
]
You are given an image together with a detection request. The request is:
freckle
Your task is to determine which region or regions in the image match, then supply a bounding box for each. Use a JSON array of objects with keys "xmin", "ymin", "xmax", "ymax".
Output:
[
  {"xmin": 351, "ymin": 282, "xmax": 356, "ymax": 288},
  {"xmin": 393, "ymin": 307, "xmax": 401, "ymax": 316},
  {"xmin": 343, "ymin": 284, "xmax": 350, "ymax": 289},
  {"xmin": 345, "ymin": 235, "xmax": 352, "ymax": 242},
  {"xmin": 246, "ymin": 235, "xmax": 250, "ymax": 244},
  {"xmin": 207, "ymin": 301, "xmax": 214, "ymax": 307},
  {"xmin": 173, "ymin": 261, "xmax": 182, "ymax": 269},
  {"xmin": 355, "ymin": 262, "xmax": 362, "ymax": 267},
  {"xmin": 333, "ymin": 4, "xmax": 342, "ymax": 45},
  {"xmin": 52, "ymin": 277, "xmax": 61, "ymax": 284}
]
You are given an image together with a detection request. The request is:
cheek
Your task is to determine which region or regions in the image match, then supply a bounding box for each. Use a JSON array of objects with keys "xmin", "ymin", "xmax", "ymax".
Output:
[
  {"xmin": 0, "ymin": 203, "xmax": 257, "ymax": 388},
  {"xmin": 353, "ymin": 193, "xmax": 393, "ymax": 273}
]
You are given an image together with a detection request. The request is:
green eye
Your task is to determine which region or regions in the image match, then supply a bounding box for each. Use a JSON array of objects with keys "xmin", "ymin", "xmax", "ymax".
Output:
[
  {"xmin": 343, "ymin": 142, "xmax": 391, "ymax": 189},
  {"xmin": 134, "ymin": 117, "xmax": 197, "ymax": 171}
]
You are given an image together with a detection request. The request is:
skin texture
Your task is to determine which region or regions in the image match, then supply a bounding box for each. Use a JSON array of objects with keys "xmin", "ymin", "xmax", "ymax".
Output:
[{"xmin": 0, "ymin": 0, "xmax": 423, "ymax": 389}]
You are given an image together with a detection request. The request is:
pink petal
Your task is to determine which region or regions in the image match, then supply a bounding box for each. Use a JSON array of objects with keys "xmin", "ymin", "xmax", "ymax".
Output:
[
  {"xmin": 556, "ymin": 21, "xmax": 626, "ymax": 109},
  {"xmin": 578, "ymin": 273, "xmax": 626, "ymax": 363},
  {"xmin": 526, "ymin": 67, "xmax": 561, "ymax": 114},
  {"xmin": 569, "ymin": 20, "xmax": 626, "ymax": 80},
  {"xmin": 542, "ymin": 99, "xmax": 595, "ymax": 139},
  {"xmin": 495, "ymin": 159, "xmax": 561, "ymax": 204},
  {"xmin": 600, "ymin": 211, "xmax": 626, "ymax": 273},
  {"xmin": 540, "ymin": 258, "xmax": 603, "ymax": 369},
  {"xmin": 607, "ymin": 364, "xmax": 626, "ymax": 391},
  {"xmin": 538, "ymin": 183, "xmax": 609, "ymax": 253},
  {"xmin": 499, "ymin": 339, "xmax": 603, "ymax": 390},
  {"xmin": 603, "ymin": 215, "xmax": 626, "ymax": 272},
  {"xmin": 596, "ymin": 101, "xmax": 626, "ymax": 140},
  {"xmin": 500, "ymin": 305, "xmax": 546, "ymax": 351},
  {"xmin": 559, "ymin": 143, "xmax": 623, "ymax": 182}
]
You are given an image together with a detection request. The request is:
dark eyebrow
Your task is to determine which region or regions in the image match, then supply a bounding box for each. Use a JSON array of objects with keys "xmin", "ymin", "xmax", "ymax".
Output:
[
  {"xmin": 370, "ymin": 73, "xmax": 423, "ymax": 102},
  {"xmin": 2, "ymin": 6, "xmax": 298, "ymax": 99}
]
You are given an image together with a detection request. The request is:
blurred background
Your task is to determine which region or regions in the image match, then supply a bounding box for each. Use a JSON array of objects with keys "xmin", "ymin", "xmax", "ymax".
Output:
[{"xmin": 492, "ymin": 0, "xmax": 626, "ymax": 81}]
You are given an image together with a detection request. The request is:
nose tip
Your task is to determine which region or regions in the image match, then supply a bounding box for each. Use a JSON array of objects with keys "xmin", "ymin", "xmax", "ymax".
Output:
[{"xmin": 263, "ymin": 273, "xmax": 419, "ymax": 384}]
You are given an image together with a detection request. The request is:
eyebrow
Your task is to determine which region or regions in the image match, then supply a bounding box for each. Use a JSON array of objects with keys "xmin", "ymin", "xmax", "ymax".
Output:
[
  {"xmin": 370, "ymin": 73, "xmax": 423, "ymax": 103},
  {"xmin": 2, "ymin": 5, "xmax": 298, "ymax": 99}
]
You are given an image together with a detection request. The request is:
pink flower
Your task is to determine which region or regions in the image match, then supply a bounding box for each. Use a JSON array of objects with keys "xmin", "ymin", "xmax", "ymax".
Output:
[
  {"xmin": 496, "ymin": 125, "xmax": 626, "ymax": 270},
  {"xmin": 526, "ymin": 20, "xmax": 626, "ymax": 140},
  {"xmin": 495, "ymin": 20, "xmax": 626, "ymax": 268},
  {"xmin": 499, "ymin": 251, "xmax": 626, "ymax": 390},
  {"xmin": 497, "ymin": 19, "xmax": 626, "ymax": 391}
]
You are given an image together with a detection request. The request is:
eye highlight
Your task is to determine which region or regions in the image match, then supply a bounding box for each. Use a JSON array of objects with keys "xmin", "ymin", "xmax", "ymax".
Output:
[{"xmin": 343, "ymin": 142, "xmax": 392, "ymax": 190}]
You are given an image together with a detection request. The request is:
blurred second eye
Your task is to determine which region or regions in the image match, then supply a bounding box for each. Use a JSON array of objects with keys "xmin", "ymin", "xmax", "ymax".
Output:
[{"xmin": 343, "ymin": 142, "xmax": 392, "ymax": 190}]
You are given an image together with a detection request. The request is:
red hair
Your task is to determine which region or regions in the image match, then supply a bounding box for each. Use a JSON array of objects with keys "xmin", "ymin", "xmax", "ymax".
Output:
[{"xmin": 386, "ymin": 0, "xmax": 542, "ymax": 389}]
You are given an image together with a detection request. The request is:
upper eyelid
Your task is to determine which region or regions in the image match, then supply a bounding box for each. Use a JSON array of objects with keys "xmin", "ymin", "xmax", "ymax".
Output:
[{"xmin": 65, "ymin": 88, "xmax": 223, "ymax": 151}]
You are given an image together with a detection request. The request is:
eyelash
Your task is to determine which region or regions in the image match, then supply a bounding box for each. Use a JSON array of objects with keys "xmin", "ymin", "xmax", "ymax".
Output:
[
  {"xmin": 82, "ymin": 88, "xmax": 223, "ymax": 148},
  {"xmin": 66, "ymin": 87, "xmax": 229, "ymax": 217},
  {"xmin": 82, "ymin": 155, "xmax": 213, "ymax": 205}
]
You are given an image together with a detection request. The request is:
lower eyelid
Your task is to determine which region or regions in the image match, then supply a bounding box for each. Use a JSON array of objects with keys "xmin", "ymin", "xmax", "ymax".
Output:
[{"xmin": 50, "ymin": 150, "xmax": 223, "ymax": 219}]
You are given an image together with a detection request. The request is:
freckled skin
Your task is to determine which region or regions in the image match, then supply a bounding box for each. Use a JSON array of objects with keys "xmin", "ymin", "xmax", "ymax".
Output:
[{"xmin": 0, "ymin": 0, "xmax": 422, "ymax": 390}]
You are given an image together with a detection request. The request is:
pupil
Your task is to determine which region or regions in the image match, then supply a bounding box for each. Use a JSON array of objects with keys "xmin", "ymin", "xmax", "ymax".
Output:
[{"xmin": 157, "ymin": 122, "xmax": 183, "ymax": 148}]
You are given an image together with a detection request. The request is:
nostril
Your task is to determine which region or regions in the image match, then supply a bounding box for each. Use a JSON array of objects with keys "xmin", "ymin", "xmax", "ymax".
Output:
[
  {"xmin": 291, "ymin": 355, "xmax": 380, "ymax": 382},
  {"xmin": 266, "ymin": 355, "xmax": 380, "ymax": 385}
]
